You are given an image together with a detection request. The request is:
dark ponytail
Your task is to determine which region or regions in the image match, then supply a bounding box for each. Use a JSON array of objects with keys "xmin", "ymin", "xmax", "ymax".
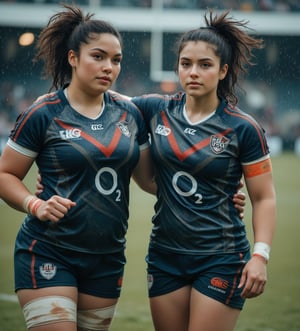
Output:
[
  {"xmin": 176, "ymin": 10, "xmax": 264, "ymax": 105},
  {"xmin": 34, "ymin": 4, "xmax": 122, "ymax": 91}
]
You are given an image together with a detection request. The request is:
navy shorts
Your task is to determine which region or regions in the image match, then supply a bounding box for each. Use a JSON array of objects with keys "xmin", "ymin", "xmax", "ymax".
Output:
[
  {"xmin": 14, "ymin": 229, "xmax": 126, "ymax": 298},
  {"xmin": 146, "ymin": 247, "xmax": 251, "ymax": 310}
]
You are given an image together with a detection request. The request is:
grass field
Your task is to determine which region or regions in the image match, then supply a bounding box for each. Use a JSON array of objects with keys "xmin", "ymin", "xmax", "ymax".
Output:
[{"xmin": 0, "ymin": 153, "xmax": 299, "ymax": 331}]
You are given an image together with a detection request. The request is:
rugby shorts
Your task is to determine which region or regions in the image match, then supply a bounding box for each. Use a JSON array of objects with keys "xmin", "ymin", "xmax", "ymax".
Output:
[
  {"xmin": 146, "ymin": 247, "xmax": 251, "ymax": 309},
  {"xmin": 14, "ymin": 229, "xmax": 125, "ymax": 298}
]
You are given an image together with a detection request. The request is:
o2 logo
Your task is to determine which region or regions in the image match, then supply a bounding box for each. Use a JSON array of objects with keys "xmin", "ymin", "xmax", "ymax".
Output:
[
  {"xmin": 172, "ymin": 171, "xmax": 203, "ymax": 204},
  {"xmin": 95, "ymin": 167, "xmax": 121, "ymax": 201}
]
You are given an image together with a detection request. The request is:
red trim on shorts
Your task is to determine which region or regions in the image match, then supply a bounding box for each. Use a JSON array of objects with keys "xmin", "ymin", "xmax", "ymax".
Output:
[
  {"xmin": 226, "ymin": 253, "xmax": 244, "ymax": 305},
  {"xmin": 29, "ymin": 240, "xmax": 38, "ymax": 288}
]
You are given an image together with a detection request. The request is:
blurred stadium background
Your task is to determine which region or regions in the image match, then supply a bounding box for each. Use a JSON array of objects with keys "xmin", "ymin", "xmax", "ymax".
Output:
[
  {"xmin": 0, "ymin": 1, "xmax": 300, "ymax": 330},
  {"xmin": 0, "ymin": 0, "xmax": 300, "ymax": 156}
]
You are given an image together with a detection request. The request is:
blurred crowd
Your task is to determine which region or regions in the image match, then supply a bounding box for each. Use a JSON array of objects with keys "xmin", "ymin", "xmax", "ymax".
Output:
[
  {"xmin": 0, "ymin": 0, "xmax": 300, "ymax": 12},
  {"xmin": 0, "ymin": 81, "xmax": 36, "ymax": 137}
]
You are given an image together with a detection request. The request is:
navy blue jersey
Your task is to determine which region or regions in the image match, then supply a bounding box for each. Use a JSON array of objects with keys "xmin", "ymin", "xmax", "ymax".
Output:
[
  {"xmin": 132, "ymin": 92, "xmax": 270, "ymax": 255},
  {"xmin": 9, "ymin": 89, "xmax": 149, "ymax": 254}
]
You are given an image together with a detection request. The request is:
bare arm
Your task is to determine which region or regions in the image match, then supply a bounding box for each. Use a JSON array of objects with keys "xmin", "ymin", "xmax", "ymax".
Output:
[
  {"xmin": 246, "ymin": 173, "xmax": 276, "ymax": 246},
  {"xmin": 239, "ymin": 168, "xmax": 276, "ymax": 299},
  {"xmin": 0, "ymin": 145, "xmax": 76, "ymax": 222},
  {"xmin": 0, "ymin": 145, "xmax": 35, "ymax": 211}
]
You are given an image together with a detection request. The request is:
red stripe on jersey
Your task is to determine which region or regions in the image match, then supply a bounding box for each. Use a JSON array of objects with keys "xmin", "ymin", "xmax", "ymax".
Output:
[
  {"xmin": 14, "ymin": 100, "xmax": 61, "ymax": 142},
  {"xmin": 223, "ymin": 107, "xmax": 268, "ymax": 155},
  {"xmin": 29, "ymin": 239, "xmax": 38, "ymax": 288},
  {"xmin": 161, "ymin": 112, "xmax": 232, "ymax": 161},
  {"xmin": 55, "ymin": 112, "xmax": 127, "ymax": 158}
]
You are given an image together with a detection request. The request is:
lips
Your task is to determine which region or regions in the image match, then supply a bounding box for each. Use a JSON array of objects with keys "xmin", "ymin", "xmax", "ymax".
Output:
[
  {"xmin": 97, "ymin": 76, "xmax": 112, "ymax": 83},
  {"xmin": 187, "ymin": 81, "xmax": 202, "ymax": 86}
]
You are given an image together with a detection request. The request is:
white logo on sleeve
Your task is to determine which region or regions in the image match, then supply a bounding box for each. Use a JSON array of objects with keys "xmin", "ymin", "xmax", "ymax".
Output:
[{"xmin": 155, "ymin": 124, "xmax": 171, "ymax": 136}]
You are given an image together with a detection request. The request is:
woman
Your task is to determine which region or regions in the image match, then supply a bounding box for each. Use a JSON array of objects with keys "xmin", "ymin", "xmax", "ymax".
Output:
[
  {"xmin": 130, "ymin": 10, "xmax": 276, "ymax": 331},
  {"xmin": 0, "ymin": 5, "xmax": 156, "ymax": 331}
]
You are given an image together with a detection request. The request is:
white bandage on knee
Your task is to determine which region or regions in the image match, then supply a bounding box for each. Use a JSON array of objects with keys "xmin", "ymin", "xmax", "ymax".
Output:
[
  {"xmin": 77, "ymin": 304, "xmax": 116, "ymax": 331},
  {"xmin": 23, "ymin": 295, "xmax": 76, "ymax": 329}
]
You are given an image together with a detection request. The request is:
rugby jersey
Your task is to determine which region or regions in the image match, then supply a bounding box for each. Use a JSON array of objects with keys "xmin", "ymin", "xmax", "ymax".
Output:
[
  {"xmin": 132, "ymin": 92, "xmax": 270, "ymax": 255},
  {"xmin": 9, "ymin": 89, "xmax": 149, "ymax": 254}
]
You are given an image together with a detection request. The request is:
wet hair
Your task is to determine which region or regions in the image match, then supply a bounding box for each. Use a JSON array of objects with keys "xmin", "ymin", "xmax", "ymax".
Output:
[
  {"xmin": 175, "ymin": 10, "xmax": 264, "ymax": 105},
  {"xmin": 34, "ymin": 4, "xmax": 122, "ymax": 91}
]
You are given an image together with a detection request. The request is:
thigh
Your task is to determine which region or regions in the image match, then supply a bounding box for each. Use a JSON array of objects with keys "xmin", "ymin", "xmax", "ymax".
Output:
[
  {"xmin": 78, "ymin": 292, "xmax": 118, "ymax": 310},
  {"xmin": 150, "ymin": 286, "xmax": 191, "ymax": 331},
  {"xmin": 189, "ymin": 288, "xmax": 241, "ymax": 331},
  {"xmin": 77, "ymin": 293, "xmax": 119, "ymax": 331},
  {"xmin": 17, "ymin": 286, "xmax": 78, "ymax": 308}
]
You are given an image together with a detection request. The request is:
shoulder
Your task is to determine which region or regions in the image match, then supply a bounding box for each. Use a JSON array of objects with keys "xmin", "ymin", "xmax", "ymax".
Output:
[
  {"xmin": 106, "ymin": 90, "xmax": 138, "ymax": 111},
  {"xmin": 33, "ymin": 90, "xmax": 64, "ymax": 109},
  {"xmin": 221, "ymin": 101, "xmax": 269, "ymax": 156},
  {"xmin": 10, "ymin": 90, "xmax": 65, "ymax": 136},
  {"xmin": 25, "ymin": 90, "xmax": 64, "ymax": 119},
  {"xmin": 107, "ymin": 90, "xmax": 131, "ymax": 102},
  {"xmin": 221, "ymin": 101, "xmax": 262, "ymax": 130},
  {"xmin": 132, "ymin": 91, "xmax": 185, "ymax": 112},
  {"xmin": 105, "ymin": 91, "xmax": 147, "ymax": 124}
]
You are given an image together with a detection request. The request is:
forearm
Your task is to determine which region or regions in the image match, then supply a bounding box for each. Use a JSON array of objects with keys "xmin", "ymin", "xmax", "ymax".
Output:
[
  {"xmin": 0, "ymin": 173, "xmax": 33, "ymax": 213},
  {"xmin": 252, "ymin": 197, "xmax": 276, "ymax": 246}
]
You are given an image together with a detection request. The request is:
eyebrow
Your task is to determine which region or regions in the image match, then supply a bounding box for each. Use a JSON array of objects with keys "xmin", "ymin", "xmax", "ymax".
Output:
[
  {"xmin": 180, "ymin": 56, "xmax": 213, "ymax": 61},
  {"xmin": 91, "ymin": 47, "xmax": 122, "ymax": 57}
]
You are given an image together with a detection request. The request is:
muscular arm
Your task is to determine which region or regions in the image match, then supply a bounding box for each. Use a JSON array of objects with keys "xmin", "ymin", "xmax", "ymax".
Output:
[
  {"xmin": 0, "ymin": 145, "xmax": 75, "ymax": 221},
  {"xmin": 246, "ymin": 171, "xmax": 276, "ymax": 246},
  {"xmin": 239, "ymin": 163, "xmax": 276, "ymax": 299},
  {"xmin": 0, "ymin": 145, "xmax": 35, "ymax": 211}
]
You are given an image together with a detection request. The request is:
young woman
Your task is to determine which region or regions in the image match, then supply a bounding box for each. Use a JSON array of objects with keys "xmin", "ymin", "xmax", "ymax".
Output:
[
  {"xmin": 0, "ymin": 5, "xmax": 156, "ymax": 331},
  {"xmin": 130, "ymin": 10, "xmax": 276, "ymax": 331}
]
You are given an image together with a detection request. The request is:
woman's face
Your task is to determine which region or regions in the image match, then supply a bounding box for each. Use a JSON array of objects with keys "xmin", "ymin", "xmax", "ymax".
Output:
[
  {"xmin": 178, "ymin": 40, "xmax": 227, "ymax": 99},
  {"xmin": 69, "ymin": 33, "xmax": 122, "ymax": 96}
]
